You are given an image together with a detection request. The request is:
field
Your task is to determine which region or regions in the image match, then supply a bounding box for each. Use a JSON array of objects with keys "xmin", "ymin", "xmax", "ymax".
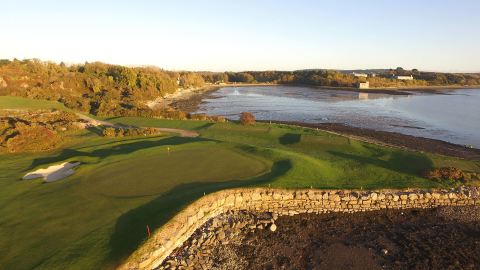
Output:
[{"xmin": 1, "ymin": 97, "xmax": 479, "ymax": 269}]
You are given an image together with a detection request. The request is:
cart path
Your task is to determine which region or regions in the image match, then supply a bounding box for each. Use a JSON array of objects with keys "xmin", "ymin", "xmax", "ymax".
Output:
[{"xmin": 76, "ymin": 113, "xmax": 199, "ymax": 137}]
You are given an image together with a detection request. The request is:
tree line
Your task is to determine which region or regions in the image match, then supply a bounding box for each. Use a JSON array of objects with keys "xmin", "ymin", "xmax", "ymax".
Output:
[
  {"xmin": 1, "ymin": 59, "xmax": 479, "ymax": 118},
  {"xmin": 200, "ymin": 68, "xmax": 480, "ymax": 88}
]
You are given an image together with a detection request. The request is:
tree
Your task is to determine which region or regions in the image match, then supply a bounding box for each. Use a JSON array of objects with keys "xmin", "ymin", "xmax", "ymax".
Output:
[{"xmin": 239, "ymin": 112, "xmax": 255, "ymax": 125}]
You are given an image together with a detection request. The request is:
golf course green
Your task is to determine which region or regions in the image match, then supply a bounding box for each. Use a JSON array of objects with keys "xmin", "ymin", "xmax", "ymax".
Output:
[{"xmin": 1, "ymin": 97, "xmax": 479, "ymax": 269}]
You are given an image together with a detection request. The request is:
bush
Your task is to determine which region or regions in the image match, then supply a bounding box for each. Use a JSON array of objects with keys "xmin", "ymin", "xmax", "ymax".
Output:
[
  {"xmin": 102, "ymin": 127, "xmax": 117, "ymax": 137},
  {"xmin": 424, "ymin": 167, "xmax": 465, "ymax": 182},
  {"xmin": 210, "ymin": 115, "xmax": 226, "ymax": 122},
  {"xmin": 239, "ymin": 112, "xmax": 255, "ymax": 125},
  {"xmin": 187, "ymin": 113, "xmax": 225, "ymax": 122},
  {"xmin": 0, "ymin": 110, "xmax": 82, "ymax": 153},
  {"xmin": 189, "ymin": 113, "xmax": 208, "ymax": 121},
  {"xmin": 6, "ymin": 124, "xmax": 62, "ymax": 153},
  {"xmin": 102, "ymin": 127, "xmax": 160, "ymax": 137}
]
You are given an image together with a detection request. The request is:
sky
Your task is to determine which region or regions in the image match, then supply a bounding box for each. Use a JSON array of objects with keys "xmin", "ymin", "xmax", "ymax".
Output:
[{"xmin": 1, "ymin": 0, "xmax": 480, "ymax": 72}]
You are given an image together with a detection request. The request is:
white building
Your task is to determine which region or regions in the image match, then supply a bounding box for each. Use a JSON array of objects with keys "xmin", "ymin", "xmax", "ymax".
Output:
[
  {"xmin": 352, "ymin": 72, "xmax": 368, "ymax": 78},
  {"xmin": 358, "ymin": 81, "xmax": 369, "ymax": 89},
  {"xmin": 394, "ymin": 75, "xmax": 414, "ymax": 80}
]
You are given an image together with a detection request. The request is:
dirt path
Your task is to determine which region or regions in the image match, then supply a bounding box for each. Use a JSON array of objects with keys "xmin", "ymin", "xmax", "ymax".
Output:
[{"xmin": 76, "ymin": 113, "xmax": 199, "ymax": 137}]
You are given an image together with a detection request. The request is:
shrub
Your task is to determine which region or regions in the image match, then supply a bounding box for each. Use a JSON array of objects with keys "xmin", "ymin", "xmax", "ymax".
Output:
[
  {"xmin": 6, "ymin": 124, "xmax": 62, "ymax": 152},
  {"xmin": 0, "ymin": 110, "xmax": 82, "ymax": 153},
  {"xmin": 102, "ymin": 127, "xmax": 160, "ymax": 137},
  {"xmin": 239, "ymin": 112, "xmax": 255, "ymax": 125},
  {"xmin": 210, "ymin": 115, "xmax": 226, "ymax": 122},
  {"xmin": 102, "ymin": 127, "xmax": 117, "ymax": 137},
  {"xmin": 187, "ymin": 113, "xmax": 225, "ymax": 122},
  {"xmin": 189, "ymin": 113, "xmax": 208, "ymax": 121},
  {"xmin": 424, "ymin": 167, "xmax": 465, "ymax": 182}
]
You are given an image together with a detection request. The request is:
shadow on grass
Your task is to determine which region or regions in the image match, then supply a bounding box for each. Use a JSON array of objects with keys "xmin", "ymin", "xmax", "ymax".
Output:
[
  {"xmin": 279, "ymin": 133, "xmax": 301, "ymax": 145},
  {"xmin": 27, "ymin": 136, "xmax": 212, "ymax": 170},
  {"xmin": 193, "ymin": 122, "xmax": 215, "ymax": 130},
  {"xmin": 328, "ymin": 150, "xmax": 434, "ymax": 176},
  {"xmin": 107, "ymin": 159, "xmax": 292, "ymax": 266},
  {"xmin": 86, "ymin": 126, "xmax": 105, "ymax": 136}
]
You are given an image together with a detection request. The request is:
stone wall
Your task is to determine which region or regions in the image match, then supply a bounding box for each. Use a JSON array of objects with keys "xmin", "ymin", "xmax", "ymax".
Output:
[{"xmin": 119, "ymin": 186, "xmax": 480, "ymax": 270}]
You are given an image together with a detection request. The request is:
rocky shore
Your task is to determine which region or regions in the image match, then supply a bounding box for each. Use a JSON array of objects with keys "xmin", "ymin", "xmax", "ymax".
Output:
[
  {"xmin": 120, "ymin": 187, "xmax": 480, "ymax": 270},
  {"xmin": 159, "ymin": 206, "xmax": 480, "ymax": 269}
]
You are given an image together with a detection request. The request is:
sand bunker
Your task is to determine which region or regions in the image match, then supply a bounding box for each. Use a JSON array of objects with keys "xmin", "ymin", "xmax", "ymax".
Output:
[{"xmin": 23, "ymin": 162, "xmax": 80, "ymax": 182}]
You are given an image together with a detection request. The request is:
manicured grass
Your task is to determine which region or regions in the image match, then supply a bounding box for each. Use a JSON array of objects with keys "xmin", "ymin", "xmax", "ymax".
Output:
[
  {"xmin": 1, "ymin": 116, "xmax": 479, "ymax": 270},
  {"xmin": 0, "ymin": 96, "xmax": 69, "ymax": 110},
  {"xmin": 0, "ymin": 135, "xmax": 270, "ymax": 270}
]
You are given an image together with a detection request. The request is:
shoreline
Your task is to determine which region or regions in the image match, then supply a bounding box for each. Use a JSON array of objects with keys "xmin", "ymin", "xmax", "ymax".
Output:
[
  {"xmin": 264, "ymin": 120, "xmax": 480, "ymax": 160},
  {"xmin": 209, "ymin": 82, "xmax": 480, "ymax": 92},
  {"xmin": 167, "ymin": 83, "xmax": 480, "ymax": 112},
  {"xmin": 163, "ymin": 85, "xmax": 480, "ymax": 159},
  {"xmin": 165, "ymin": 206, "xmax": 480, "ymax": 269}
]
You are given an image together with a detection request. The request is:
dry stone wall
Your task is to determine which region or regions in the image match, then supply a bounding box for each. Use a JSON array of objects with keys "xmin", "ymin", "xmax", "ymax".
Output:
[{"xmin": 120, "ymin": 186, "xmax": 480, "ymax": 270}]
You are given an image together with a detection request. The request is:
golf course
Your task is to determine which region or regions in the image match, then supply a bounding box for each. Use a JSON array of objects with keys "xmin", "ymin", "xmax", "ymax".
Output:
[{"xmin": 1, "ymin": 97, "xmax": 479, "ymax": 269}]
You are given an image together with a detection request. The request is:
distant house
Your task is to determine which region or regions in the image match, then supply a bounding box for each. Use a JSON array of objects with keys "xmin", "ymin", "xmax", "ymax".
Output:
[
  {"xmin": 394, "ymin": 75, "xmax": 414, "ymax": 80},
  {"xmin": 352, "ymin": 72, "xmax": 368, "ymax": 78},
  {"xmin": 358, "ymin": 81, "xmax": 369, "ymax": 89}
]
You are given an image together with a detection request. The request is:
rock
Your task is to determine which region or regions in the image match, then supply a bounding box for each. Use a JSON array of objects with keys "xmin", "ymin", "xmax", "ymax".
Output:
[
  {"xmin": 217, "ymin": 231, "xmax": 225, "ymax": 241},
  {"xmin": 331, "ymin": 194, "xmax": 341, "ymax": 202},
  {"xmin": 408, "ymin": 194, "xmax": 418, "ymax": 200},
  {"xmin": 269, "ymin": 223, "xmax": 277, "ymax": 232}
]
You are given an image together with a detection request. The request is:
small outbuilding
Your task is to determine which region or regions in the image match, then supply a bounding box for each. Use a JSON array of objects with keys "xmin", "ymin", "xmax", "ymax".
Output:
[{"xmin": 358, "ymin": 81, "xmax": 370, "ymax": 89}]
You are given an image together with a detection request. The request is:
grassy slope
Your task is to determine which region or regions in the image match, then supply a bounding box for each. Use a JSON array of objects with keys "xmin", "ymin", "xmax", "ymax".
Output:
[
  {"xmin": 1, "ymin": 112, "xmax": 479, "ymax": 269},
  {"xmin": 0, "ymin": 96, "xmax": 69, "ymax": 111}
]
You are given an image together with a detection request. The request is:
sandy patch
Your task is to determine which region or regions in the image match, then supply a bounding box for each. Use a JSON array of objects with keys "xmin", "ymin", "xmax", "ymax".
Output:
[{"xmin": 23, "ymin": 162, "xmax": 80, "ymax": 182}]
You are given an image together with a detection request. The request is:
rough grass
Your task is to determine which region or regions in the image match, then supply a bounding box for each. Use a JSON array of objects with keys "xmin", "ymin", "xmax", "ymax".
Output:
[{"xmin": 1, "ymin": 117, "xmax": 479, "ymax": 270}]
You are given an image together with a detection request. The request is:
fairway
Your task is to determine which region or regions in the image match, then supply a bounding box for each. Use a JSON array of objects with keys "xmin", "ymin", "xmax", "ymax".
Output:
[{"xmin": 1, "ymin": 116, "xmax": 479, "ymax": 270}]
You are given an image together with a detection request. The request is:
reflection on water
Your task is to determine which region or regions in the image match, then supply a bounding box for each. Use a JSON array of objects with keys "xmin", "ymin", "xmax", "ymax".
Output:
[
  {"xmin": 195, "ymin": 86, "xmax": 480, "ymax": 148},
  {"xmin": 358, "ymin": 92, "xmax": 369, "ymax": 100}
]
